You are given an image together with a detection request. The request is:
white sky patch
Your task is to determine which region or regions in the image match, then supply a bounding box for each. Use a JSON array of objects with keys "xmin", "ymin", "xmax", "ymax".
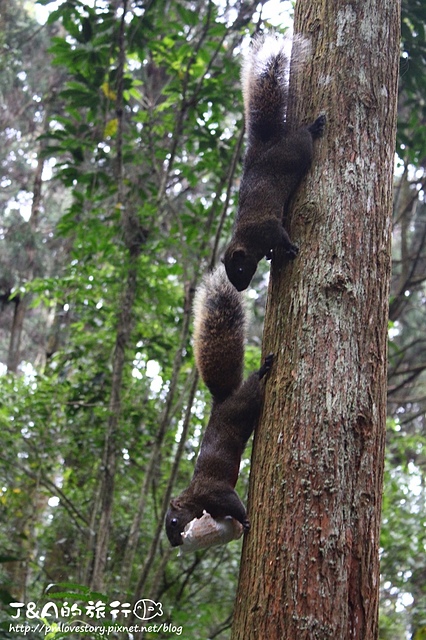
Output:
[
  {"xmin": 6, "ymin": 191, "xmax": 33, "ymax": 221},
  {"xmin": 20, "ymin": 361, "xmax": 37, "ymax": 384},
  {"xmin": 42, "ymin": 157, "xmax": 57, "ymax": 181},
  {"xmin": 146, "ymin": 359, "xmax": 163, "ymax": 393},
  {"xmin": 260, "ymin": 0, "xmax": 293, "ymax": 27},
  {"xmin": 34, "ymin": 0, "xmax": 76, "ymax": 24},
  {"xmin": 388, "ymin": 321, "xmax": 400, "ymax": 340},
  {"xmin": 407, "ymin": 462, "xmax": 423, "ymax": 498}
]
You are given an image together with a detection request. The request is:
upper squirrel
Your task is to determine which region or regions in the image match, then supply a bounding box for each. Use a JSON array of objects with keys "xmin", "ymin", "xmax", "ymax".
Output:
[
  {"xmin": 165, "ymin": 266, "xmax": 273, "ymax": 547},
  {"xmin": 224, "ymin": 33, "xmax": 326, "ymax": 291}
]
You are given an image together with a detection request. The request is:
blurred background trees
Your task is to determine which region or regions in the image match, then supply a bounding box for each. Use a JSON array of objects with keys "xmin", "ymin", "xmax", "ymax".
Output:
[{"xmin": 0, "ymin": 0, "xmax": 425, "ymax": 638}]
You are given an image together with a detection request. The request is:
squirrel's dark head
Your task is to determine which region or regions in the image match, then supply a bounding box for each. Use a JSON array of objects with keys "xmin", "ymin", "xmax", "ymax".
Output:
[
  {"xmin": 165, "ymin": 498, "xmax": 194, "ymax": 547},
  {"xmin": 223, "ymin": 247, "xmax": 257, "ymax": 291}
]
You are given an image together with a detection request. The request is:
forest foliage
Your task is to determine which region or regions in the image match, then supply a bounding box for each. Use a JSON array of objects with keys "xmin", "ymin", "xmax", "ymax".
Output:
[{"xmin": 0, "ymin": 0, "xmax": 425, "ymax": 639}]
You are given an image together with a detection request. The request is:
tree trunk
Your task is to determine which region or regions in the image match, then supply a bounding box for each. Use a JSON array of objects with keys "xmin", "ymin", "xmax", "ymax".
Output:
[
  {"xmin": 231, "ymin": 1, "xmax": 400, "ymax": 639},
  {"xmin": 89, "ymin": 0, "xmax": 138, "ymax": 591},
  {"xmin": 7, "ymin": 296, "xmax": 27, "ymax": 373},
  {"xmin": 6, "ymin": 146, "xmax": 44, "ymax": 373}
]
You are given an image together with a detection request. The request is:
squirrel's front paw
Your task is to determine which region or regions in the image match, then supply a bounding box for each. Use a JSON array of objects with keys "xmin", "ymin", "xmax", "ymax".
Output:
[
  {"xmin": 309, "ymin": 114, "xmax": 326, "ymax": 138},
  {"xmin": 284, "ymin": 243, "xmax": 299, "ymax": 260},
  {"xmin": 258, "ymin": 353, "xmax": 274, "ymax": 380},
  {"xmin": 243, "ymin": 519, "xmax": 250, "ymax": 532},
  {"xmin": 264, "ymin": 353, "xmax": 274, "ymax": 371}
]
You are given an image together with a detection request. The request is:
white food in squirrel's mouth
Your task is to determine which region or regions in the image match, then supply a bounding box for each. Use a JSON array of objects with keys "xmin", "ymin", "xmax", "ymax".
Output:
[{"xmin": 179, "ymin": 511, "xmax": 244, "ymax": 553}]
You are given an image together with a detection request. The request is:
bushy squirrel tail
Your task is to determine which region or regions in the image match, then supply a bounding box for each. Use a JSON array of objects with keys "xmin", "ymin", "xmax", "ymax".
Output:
[
  {"xmin": 241, "ymin": 32, "xmax": 309, "ymax": 143},
  {"xmin": 193, "ymin": 266, "xmax": 246, "ymax": 402}
]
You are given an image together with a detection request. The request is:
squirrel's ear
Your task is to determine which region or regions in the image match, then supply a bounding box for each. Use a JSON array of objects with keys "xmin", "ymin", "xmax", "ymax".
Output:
[
  {"xmin": 232, "ymin": 248, "xmax": 247, "ymax": 260},
  {"xmin": 170, "ymin": 498, "xmax": 180, "ymax": 509}
]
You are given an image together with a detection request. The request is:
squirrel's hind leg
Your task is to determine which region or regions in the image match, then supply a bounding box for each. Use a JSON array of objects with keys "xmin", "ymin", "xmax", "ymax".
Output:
[
  {"xmin": 258, "ymin": 353, "xmax": 274, "ymax": 380},
  {"xmin": 308, "ymin": 114, "xmax": 326, "ymax": 139},
  {"xmin": 279, "ymin": 225, "xmax": 299, "ymax": 259}
]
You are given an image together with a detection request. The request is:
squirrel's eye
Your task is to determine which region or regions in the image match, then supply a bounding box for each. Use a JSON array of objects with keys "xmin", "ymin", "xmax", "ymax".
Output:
[{"xmin": 171, "ymin": 518, "xmax": 178, "ymax": 527}]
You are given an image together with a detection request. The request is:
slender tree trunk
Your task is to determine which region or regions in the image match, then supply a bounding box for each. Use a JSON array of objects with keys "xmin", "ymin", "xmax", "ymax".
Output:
[
  {"xmin": 6, "ymin": 148, "xmax": 44, "ymax": 373},
  {"xmin": 7, "ymin": 296, "xmax": 26, "ymax": 373},
  {"xmin": 232, "ymin": 1, "xmax": 400, "ymax": 639},
  {"xmin": 89, "ymin": 0, "xmax": 138, "ymax": 591},
  {"xmin": 89, "ymin": 263, "xmax": 138, "ymax": 591}
]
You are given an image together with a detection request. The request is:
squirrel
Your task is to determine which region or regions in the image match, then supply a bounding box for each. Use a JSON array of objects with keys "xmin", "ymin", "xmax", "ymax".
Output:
[
  {"xmin": 224, "ymin": 33, "xmax": 326, "ymax": 291},
  {"xmin": 165, "ymin": 266, "xmax": 273, "ymax": 547}
]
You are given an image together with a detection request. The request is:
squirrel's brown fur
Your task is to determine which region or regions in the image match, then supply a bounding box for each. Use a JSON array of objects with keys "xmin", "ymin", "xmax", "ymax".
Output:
[
  {"xmin": 224, "ymin": 33, "xmax": 326, "ymax": 291},
  {"xmin": 165, "ymin": 267, "xmax": 272, "ymax": 547}
]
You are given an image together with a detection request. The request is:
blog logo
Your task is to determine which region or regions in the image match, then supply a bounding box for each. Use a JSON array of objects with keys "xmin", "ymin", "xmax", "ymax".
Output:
[{"xmin": 133, "ymin": 599, "xmax": 163, "ymax": 621}]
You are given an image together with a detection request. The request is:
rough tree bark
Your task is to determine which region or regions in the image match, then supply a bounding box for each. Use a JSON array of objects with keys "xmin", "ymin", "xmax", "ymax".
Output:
[{"xmin": 231, "ymin": 1, "xmax": 400, "ymax": 639}]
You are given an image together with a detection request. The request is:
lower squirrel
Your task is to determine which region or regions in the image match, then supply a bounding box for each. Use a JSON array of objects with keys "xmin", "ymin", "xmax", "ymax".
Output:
[
  {"xmin": 224, "ymin": 33, "xmax": 326, "ymax": 291},
  {"xmin": 165, "ymin": 266, "xmax": 273, "ymax": 547}
]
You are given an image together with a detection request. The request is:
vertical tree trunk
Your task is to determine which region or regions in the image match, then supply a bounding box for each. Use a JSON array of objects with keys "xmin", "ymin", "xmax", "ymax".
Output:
[
  {"xmin": 7, "ymin": 296, "xmax": 27, "ymax": 373},
  {"xmin": 6, "ymin": 148, "xmax": 44, "ymax": 373},
  {"xmin": 231, "ymin": 1, "xmax": 400, "ymax": 639},
  {"xmin": 89, "ymin": 0, "xmax": 138, "ymax": 591},
  {"xmin": 89, "ymin": 264, "xmax": 138, "ymax": 591}
]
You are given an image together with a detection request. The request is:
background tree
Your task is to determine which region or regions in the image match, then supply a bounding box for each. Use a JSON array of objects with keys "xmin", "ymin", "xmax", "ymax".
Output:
[
  {"xmin": 380, "ymin": 2, "xmax": 426, "ymax": 637},
  {"xmin": 232, "ymin": 0, "xmax": 400, "ymax": 638},
  {"xmin": 0, "ymin": 0, "xmax": 69, "ymax": 372}
]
